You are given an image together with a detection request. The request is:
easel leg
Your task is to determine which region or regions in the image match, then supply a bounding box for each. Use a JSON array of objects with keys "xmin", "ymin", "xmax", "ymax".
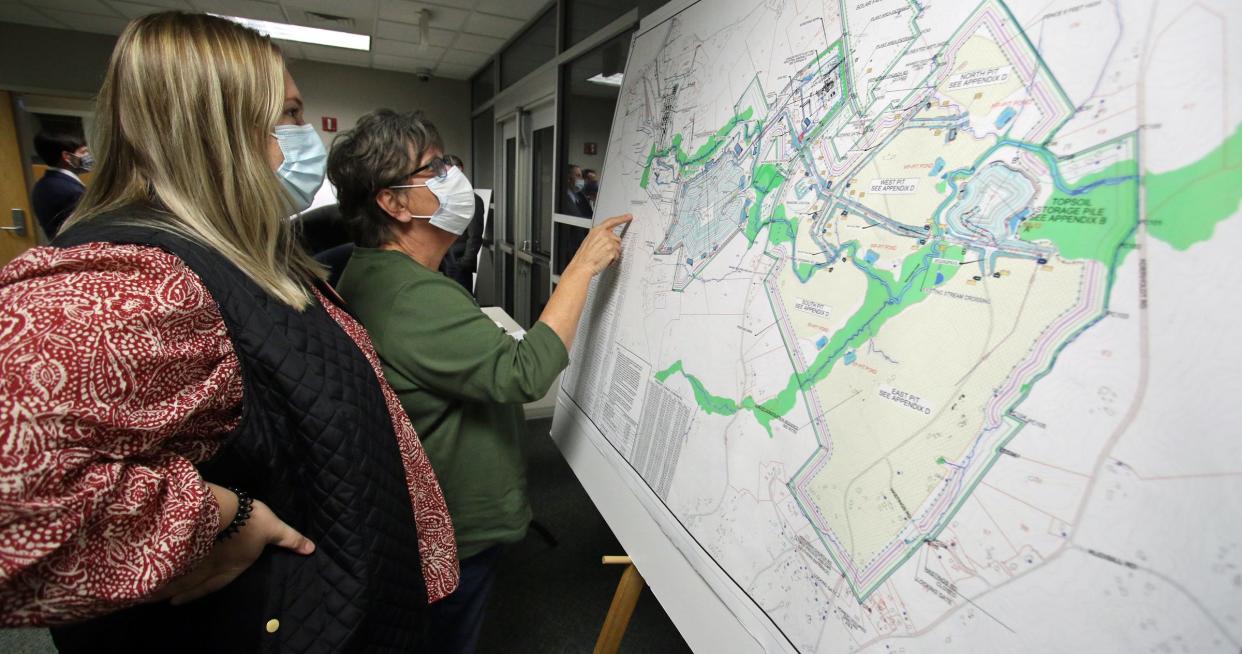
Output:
[{"xmin": 594, "ymin": 557, "xmax": 647, "ymax": 654}]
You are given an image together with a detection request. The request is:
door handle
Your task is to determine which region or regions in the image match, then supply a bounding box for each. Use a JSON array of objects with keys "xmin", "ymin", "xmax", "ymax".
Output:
[
  {"xmin": 521, "ymin": 239, "xmax": 531, "ymax": 252},
  {"xmin": 517, "ymin": 108, "xmax": 526, "ymax": 148},
  {"xmin": 2, "ymin": 209, "xmax": 27, "ymax": 237}
]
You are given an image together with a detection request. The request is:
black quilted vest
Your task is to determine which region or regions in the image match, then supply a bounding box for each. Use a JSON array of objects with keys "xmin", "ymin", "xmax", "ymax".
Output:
[{"xmin": 47, "ymin": 216, "xmax": 429, "ymax": 653}]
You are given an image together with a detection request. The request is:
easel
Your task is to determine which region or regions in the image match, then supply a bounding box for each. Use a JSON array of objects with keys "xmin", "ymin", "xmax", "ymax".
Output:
[{"xmin": 593, "ymin": 555, "xmax": 647, "ymax": 654}]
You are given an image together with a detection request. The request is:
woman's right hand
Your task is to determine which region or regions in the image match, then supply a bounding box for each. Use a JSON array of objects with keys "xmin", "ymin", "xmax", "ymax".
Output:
[
  {"xmin": 151, "ymin": 490, "xmax": 315, "ymax": 605},
  {"xmin": 564, "ymin": 214, "xmax": 633, "ymax": 278},
  {"xmin": 538, "ymin": 213, "xmax": 633, "ymax": 350}
]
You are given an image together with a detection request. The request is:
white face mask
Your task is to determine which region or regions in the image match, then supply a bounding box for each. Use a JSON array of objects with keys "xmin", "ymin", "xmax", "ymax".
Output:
[
  {"xmin": 393, "ymin": 165, "xmax": 476, "ymax": 235},
  {"xmin": 271, "ymin": 124, "xmax": 327, "ymax": 213}
]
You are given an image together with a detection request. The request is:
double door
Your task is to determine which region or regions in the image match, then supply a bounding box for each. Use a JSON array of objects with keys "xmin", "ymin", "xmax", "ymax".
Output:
[{"xmin": 495, "ymin": 101, "xmax": 555, "ymax": 328}]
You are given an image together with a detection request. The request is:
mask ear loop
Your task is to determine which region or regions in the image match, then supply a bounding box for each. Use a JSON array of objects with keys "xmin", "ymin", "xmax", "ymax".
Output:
[
  {"xmin": 387, "ymin": 183, "xmax": 439, "ymax": 219},
  {"xmin": 390, "ymin": 165, "xmax": 460, "ymax": 217}
]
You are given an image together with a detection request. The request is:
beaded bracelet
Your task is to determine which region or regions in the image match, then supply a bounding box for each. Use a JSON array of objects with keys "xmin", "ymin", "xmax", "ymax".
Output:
[{"xmin": 217, "ymin": 487, "xmax": 254, "ymax": 541}]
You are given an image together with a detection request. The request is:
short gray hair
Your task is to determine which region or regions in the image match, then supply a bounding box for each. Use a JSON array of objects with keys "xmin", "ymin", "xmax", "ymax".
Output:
[{"xmin": 327, "ymin": 108, "xmax": 443, "ymax": 248}]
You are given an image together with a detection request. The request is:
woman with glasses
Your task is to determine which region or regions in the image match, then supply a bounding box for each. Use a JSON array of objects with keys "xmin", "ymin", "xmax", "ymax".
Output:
[
  {"xmin": 328, "ymin": 109, "xmax": 631, "ymax": 653},
  {"xmin": 0, "ymin": 13, "xmax": 457, "ymax": 652}
]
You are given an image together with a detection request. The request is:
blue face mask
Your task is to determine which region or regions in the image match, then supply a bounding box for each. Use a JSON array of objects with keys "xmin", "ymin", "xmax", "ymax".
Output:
[{"xmin": 271, "ymin": 124, "xmax": 326, "ymax": 213}]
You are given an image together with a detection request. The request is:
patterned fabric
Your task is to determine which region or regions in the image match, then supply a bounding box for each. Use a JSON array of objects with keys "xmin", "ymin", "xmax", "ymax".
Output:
[
  {"xmin": 318, "ymin": 290, "xmax": 459, "ymax": 602},
  {"xmin": 0, "ymin": 243, "xmax": 457, "ymax": 625}
]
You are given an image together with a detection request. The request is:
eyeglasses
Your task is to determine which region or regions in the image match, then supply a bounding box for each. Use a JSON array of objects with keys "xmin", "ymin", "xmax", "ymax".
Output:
[{"xmin": 394, "ymin": 154, "xmax": 461, "ymax": 186}]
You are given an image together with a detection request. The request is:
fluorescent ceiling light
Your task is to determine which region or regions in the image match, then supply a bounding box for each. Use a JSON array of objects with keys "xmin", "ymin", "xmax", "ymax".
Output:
[
  {"xmin": 587, "ymin": 73, "xmax": 624, "ymax": 87},
  {"xmin": 212, "ymin": 14, "xmax": 370, "ymax": 51}
]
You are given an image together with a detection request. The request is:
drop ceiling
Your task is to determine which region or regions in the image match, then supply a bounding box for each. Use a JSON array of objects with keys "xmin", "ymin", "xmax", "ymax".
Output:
[{"xmin": 0, "ymin": 0, "xmax": 554, "ymax": 79}]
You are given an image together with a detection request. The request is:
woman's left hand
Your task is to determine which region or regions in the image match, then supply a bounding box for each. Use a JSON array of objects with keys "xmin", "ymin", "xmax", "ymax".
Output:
[{"xmin": 151, "ymin": 496, "xmax": 315, "ymax": 605}]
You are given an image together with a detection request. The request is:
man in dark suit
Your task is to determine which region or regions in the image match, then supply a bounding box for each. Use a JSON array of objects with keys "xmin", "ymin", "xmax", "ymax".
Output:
[
  {"xmin": 31, "ymin": 132, "xmax": 92, "ymax": 238},
  {"xmin": 562, "ymin": 164, "xmax": 593, "ymax": 218},
  {"xmin": 582, "ymin": 168, "xmax": 600, "ymax": 213}
]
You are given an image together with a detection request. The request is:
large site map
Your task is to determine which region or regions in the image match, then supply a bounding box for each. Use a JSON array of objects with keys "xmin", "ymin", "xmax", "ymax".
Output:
[{"xmin": 558, "ymin": 0, "xmax": 1242, "ymax": 650}]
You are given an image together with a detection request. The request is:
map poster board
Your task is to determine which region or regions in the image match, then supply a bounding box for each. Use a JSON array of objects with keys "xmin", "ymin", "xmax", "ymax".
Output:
[{"xmin": 551, "ymin": 0, "xmax": 1242, "ymax": 651}]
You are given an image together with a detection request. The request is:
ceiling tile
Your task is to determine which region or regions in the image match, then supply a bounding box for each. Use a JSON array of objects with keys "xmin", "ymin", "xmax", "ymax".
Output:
[
  {"xmin": 420, "ymin": 28, "xmax": 454, "ymax": 48},
  {"xmin": 450, "ymin": 31, "xmax": 504, "ymax": 55},
  {"xmin": 463, "ymin": 12, "xmax": 523, "ymax": 39},
  {"xmin": 108, "ymin": 1, "xmax": 193, "ymax": 19},
  {"xmin": 439, "ymin": 48, "xmax": 489, "ymax": 68},
  {"xmin": 187, "ymin": 0, "xmax": 285, "ymax": 22},
  {"xmin": 374, "ymin": 20, "xmax": 454, "ymax": 47},
  {"xmin": 281, "ymin": 11, "xmax": 366, "ymax": 33},
  {"xmin": 373, "ymin": 38, "xmax": 444, "ymax": 61},
  {"xmin": 434, "ymin": 62, "xmax": 480, "ymax": 80},
  {"xmin": 114, "ymin": 0, "xmax": 198, "ymax": 8},
  {"xmin": 32, "ymin": 0, "xmax": 120, "ymax": 17},
  {"xmin": 377, "ymin": 0, "xmax": 468, "ymax": 31},
  {"xmin": 280, "ymin": 0, "xmax": 375, "ymax": 28},
  {"xmin": 471, "ymin": 0, "xmax": 548, "ymax": 21},
  {"xmin": 0, "ymin": 4, "xmax": 65, "ymax": 28},
  {"xmin": 40, "ymin": 8, "xmax": 130, "ymax": 34},
  {"xmin": 414, "ymin": 0, "xmax": 479, "ymax": 10},
  {"xmin": 300, "ymin": 43, "xmax": 371, "ymax": 66},
  {"xmin": 374, "ymin": 20, "xmax": 416, "ymax": 42},
  {"xmin": 279, "ymin": 0, "xmax": 374, "ymax": 17},
  {"xmin": 372, "ymin": 53, "xmax": 437, "ymax": 73}
]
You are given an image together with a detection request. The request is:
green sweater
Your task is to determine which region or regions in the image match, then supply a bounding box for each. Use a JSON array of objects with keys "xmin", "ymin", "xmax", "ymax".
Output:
[{"xmin": 336, "ymin": 247, "xmax": 568, "ymax": 559}]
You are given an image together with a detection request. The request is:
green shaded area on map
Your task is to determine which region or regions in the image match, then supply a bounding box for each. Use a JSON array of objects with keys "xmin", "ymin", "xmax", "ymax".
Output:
[
  {"xmin": 745, "ymin": 164, "xmax": 787, "ymax": 244},
  {"xmin": 655, "ymin": 242, "xmax": 966, "ymax": 434},
  {"xmin": 768, "ymin": 205, "xmax": 796, "ymax": 245},
  {"xmin": 639, "ymin": 107, "xmax": 756, "ymax": 189},
  {"xmin": 795, "ymin": 261, "xmax": 817, "ymax": 281},
  {"xmin": 796, "ymin": 242, "xmax": 967, "ymax": 388},
  {"xmin": 652, "ymin": 361, "xmax": 799, "ymax": 435},
  {"xmin": 639, "ymin": 40, "xmax": 844, "ymax": 190},
  {"xmin": 653, "ymin": 360, "xmax": 741, "ymax": 416},
  {"xmin": 1145, "ymin": 121, "xmax": 1242, "ymax": 250},
  {"xmin": 1019, "ymin": 160, "xmax": 1139, "ymax": 268}
]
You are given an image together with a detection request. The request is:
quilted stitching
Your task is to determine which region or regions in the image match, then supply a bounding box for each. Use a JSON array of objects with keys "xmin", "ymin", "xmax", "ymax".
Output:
[{"xmin": 50, "ymin": 222, "xmax": 428, "ymax": 653}]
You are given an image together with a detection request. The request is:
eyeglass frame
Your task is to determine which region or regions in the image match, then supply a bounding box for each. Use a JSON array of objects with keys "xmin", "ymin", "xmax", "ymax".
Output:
[{"xmin": 386, "ymin": 154, "xmax": 462, "ymax": 190}]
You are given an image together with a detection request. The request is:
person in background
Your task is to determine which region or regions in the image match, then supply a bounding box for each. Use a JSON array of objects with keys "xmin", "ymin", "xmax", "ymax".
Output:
[
  {"xmin": 0, "ymin": 13, "xmax": 458, "ymax": 652},
  {"xmin": 563, "ymin": 163, "xmax": 593, "ymax": 217},
  {"xmin": 30, "ymin": 131, "xmax": 92, "ymax": 237},
  {"xmin": 328, "ymin": 109, "xmax": 631, "ymax": 653},
  {"xmin": 437, "ymin": 154, "xmax": 484, "ymax": 293},
  {"xmin": 582, "ymin": 168, "xmax": 600, "ymax": 213}
]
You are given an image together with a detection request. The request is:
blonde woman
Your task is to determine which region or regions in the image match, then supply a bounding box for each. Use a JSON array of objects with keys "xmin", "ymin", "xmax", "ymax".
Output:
[{"xmin": 0, "ymin": 12, "xmax": 457, "ymax": 652}]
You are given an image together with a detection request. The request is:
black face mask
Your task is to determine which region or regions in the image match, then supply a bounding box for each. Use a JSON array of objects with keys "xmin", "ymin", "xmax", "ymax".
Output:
[{"xmin": 583, "ymin": 180, "xmax": 599, "ymax": 195}]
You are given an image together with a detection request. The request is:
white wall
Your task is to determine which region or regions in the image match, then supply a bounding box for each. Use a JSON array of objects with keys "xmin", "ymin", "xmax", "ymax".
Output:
[
  {"xmin": 0, "ymin": 21, "xmax": 472, "ymax": 167},
  {"xmin": 286, "ymin": 58, "xmax": 470, "ymax": 170}
]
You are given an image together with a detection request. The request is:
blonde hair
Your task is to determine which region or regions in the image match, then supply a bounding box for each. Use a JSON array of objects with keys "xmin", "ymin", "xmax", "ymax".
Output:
[{"xmin": 64, "ymin": 12, "xmax": 323, "ymax": 309}]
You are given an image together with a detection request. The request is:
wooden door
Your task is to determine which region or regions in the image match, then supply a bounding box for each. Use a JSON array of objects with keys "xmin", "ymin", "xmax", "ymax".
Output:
[{"xmin": 0, "ymin": 91, "xmax": 39, "ymax": 266}]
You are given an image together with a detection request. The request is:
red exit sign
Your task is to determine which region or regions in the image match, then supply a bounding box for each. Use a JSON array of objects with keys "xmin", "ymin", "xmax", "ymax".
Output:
[{"xmin": 322, "ymin": 116, "xmax": 338, "ymax": 132}]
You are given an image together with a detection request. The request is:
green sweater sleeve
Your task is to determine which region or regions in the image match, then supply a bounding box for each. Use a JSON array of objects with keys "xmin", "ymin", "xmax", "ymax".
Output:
[{"xmin": 378, "ymin": 276, "xmax": 569, "ymax": 404}]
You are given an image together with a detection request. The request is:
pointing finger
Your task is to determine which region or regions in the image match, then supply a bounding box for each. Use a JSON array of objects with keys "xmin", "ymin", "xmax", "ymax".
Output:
[{"xmin": 599, "ymin": 214, "xmax": 633, "ymax": 230}]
